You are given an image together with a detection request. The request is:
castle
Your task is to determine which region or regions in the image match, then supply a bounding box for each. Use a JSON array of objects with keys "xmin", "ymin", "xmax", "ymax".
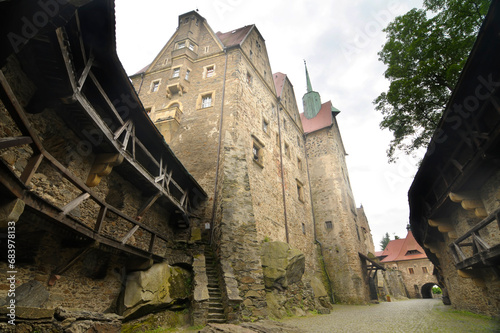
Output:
[
  {"xmin": 0, "ymin": 3, "xmax": 380, "ymax": 330},
  {"xmin": 130, "ymin": 10, "xmax": 377, "ymax": 316}
]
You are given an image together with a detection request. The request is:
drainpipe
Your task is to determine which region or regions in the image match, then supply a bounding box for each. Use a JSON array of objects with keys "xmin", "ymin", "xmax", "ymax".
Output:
[
  {"xmin": 137, "ymin": 72, "xmax": 145, "ymax": 95},
  {"xmin": 210, "ymin": 48, "xmax": 228, "ymax": 245},
  {"xmin": 304, "ymin": 133, "xmax": 335, "ymax": 303},
  {"xmin": 276, "ymin": 98, "xmax": 289, "ymax": 243}
]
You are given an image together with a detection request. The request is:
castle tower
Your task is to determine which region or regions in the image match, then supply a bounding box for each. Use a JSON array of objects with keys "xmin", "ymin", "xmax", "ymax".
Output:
[
  {"xmin": 301, "ymin": 63, "xmax": 375, "ymax": 303},
  {"xmin": 130, "ymin": 12, "xmax": 319, "ymax": 320}
]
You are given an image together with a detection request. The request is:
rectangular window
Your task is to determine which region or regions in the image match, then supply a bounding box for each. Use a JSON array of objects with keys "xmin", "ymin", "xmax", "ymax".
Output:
[
  {"xmin": 422, "ymin": 267, "xmax": 428, "ymax": 274},
  {"xmin": 206, "ymin": 65, "xmax": 215, "ymax": 78},
  {"xmin": 172, "ymin": 68, "xmax": 180, "ymax": 78},
  {"xmin": 302, "ymin": 223, "xmax": 306, "ymax": 234},
  {"xmin": 284, "ymin": 142, "xmax": 290, "ymax": 158},
  {"xmin": 297, "ymin": 135, "xmax": 301, "ymax": 147},
  {"xmin": 408, "ymin": 268, "xmax": 415, "ymax": 274},
  {"xmin": 201, "ymin": 94, "xmax": 212, "ymax": 108},
  {"xmin": 247, "ymin": 72, "xmax": 253, "ymax": 85},
  {"xmin": 188, "ymin": 43, "xmax": 194, "ymax": 51},
  {"xmin": 262, "ymin": 118, "xmax": 268, "ymax": 134},
  {"xmin": 151, "ymin": 81, "xmax": 160, "ymax": 92},
  {"xmin": 185, "ymin": 70, "xmax": 190, "ymax": 81},
  {"xmin": 297, "ymin": 181, "xmax": 305, "ymax": 202},
  {"xmin": 297, "ymin": 157, "xmax": 302, "ymax": 171},
  {"xmin": 276, "ymin": 133, "xmax": 279, "ymax": 146},
  {"xmin": 249, "ymin": 50, "xmax": 253, "ymax": 61},
  {"xmin": 252, "ymin": 139, "xmax": 264, "ymax": 167},
  {"xmin": 325, "ymin": 221, "xmax": 332, "ymax": 230},
  {"xmin": 178, "ymin": 41, "xmax": 186, "ymax": 49},
  {"xmin": 204, "ymin": 46, "xmax": 210, "ymax": 53}
]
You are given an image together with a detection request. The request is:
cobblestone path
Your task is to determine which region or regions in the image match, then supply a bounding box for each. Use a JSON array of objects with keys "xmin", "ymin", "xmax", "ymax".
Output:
[{"xmin": 283, "ymin": 299, "xmax": 500, "ymax": 332}]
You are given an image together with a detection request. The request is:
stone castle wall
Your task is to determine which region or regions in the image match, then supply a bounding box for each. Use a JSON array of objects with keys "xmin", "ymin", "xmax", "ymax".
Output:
[
  {"xmin": 305, "ymin": 123, "xmax": 371, "ymax": 303},
  {"xmin": 426, "ymin": 170, "xmax": 500, "ymax": 317},
  {"xmin": 387, "ymin": 259, "xmax": 437, "ymax": 298}
]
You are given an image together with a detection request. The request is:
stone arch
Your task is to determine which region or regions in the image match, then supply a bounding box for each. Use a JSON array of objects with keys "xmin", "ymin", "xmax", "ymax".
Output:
[
  {"xmin": 167, "ymin": 100, "xmax": 183, "ymax": 111},
  {"xmin": 421, "ymin": 282, "xmax": 440, "ymax": 298}
]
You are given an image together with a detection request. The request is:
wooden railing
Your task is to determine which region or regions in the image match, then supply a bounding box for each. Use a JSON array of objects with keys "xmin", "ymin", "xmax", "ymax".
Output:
[{"xmin": 449, "ymin": 207, "xmax": 500, "ymax": 270}]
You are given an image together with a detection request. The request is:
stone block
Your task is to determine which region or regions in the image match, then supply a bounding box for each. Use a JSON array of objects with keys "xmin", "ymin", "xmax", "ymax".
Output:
[{"xmin": 0, "ymin": 198, "xmax": 25, "ymax": 227}]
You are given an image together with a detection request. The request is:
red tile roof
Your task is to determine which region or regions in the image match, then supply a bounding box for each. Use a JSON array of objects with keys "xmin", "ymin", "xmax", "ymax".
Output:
[
  {"xmin": 273, "ymin": 72, "xmax": 286, "ymax": 98},
  {"xmin": 380, "ymin": 231, "xmax": 428, "ymax": 263},
  {"xmin": 216, "ymin": 25, "xmax": 254, "ymax": 48},
  {"xmin": 300, "ymin": 101, "xmax": 334, "ymax": 133}
]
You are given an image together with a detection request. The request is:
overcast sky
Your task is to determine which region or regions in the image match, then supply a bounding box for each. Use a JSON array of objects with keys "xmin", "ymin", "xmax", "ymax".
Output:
[{"xmin": 115, "ymin": 0, "xmax": 424, "ymax": 251}]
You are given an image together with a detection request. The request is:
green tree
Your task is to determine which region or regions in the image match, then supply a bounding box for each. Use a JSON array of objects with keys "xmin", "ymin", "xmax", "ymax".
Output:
[
  {"xmin": 380, "ymin": 232, "xmax": 391, "ymax": 250},
  {"xmin": 375, "ymin": 0, "xmax": 490, "ymax": 162}
]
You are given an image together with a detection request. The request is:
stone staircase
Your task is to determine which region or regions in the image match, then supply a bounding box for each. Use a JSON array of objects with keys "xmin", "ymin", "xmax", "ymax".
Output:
[{"xmin": 204, "ymin": 246, "xmax": 226, "ymax": 324}]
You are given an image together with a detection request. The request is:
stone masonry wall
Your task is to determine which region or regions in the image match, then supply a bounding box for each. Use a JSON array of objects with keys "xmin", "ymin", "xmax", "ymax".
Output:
[
  {"xmin": 306, "ymin": 124, "xmax": 371, "ymax": 303},
  {"xmin": 391, "ymin": 259, "xmax": 437, "ymax": 298},
  {"xmin": 426, "ymin": 170, "xmax": 500, "ymax": 317}
]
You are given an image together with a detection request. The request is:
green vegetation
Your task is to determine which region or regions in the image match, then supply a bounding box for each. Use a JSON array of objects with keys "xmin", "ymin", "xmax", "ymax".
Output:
[
  {"xmin": 375, "ymin": 0, "xmax": 491, "ymax": 161},
  {"xmin": 380, "ymin": 233, "xmax": 391, "ymax": 250},
  {"xmin": 432, "ymin": 286, "xmax": 442, "ymax": 294}
]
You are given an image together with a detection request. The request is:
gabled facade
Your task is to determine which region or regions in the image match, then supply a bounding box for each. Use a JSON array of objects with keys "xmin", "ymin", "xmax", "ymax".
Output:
[
  {"xmin": 378, "ymin": 231, "xmax": 438, "ymax": 298},
  {"xmin": 131, "ymin": 10, "xmax": 377, "ymax": 320}
]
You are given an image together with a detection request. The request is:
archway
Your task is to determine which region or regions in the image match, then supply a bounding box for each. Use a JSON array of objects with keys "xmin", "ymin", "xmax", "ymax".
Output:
[{"xmin": 421, "ymin": 282, "xmax": 439, "ymax": 298}]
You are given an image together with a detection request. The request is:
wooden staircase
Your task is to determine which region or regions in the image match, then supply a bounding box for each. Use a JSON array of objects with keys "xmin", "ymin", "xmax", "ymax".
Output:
[{"xmin": 204, "ymin": 246, "xmax": 226, "ymax": 324}]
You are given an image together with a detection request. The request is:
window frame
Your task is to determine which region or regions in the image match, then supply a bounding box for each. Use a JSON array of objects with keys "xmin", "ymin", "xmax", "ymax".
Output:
[
  {"xmin": 185, "ymin": 69, "xmax": 191, "ymax": 81},
  {"xmin": 172, "ymin": 67, "xmax": 180, "ymax": 78},
  {"xmin": 201, "ymin": 94, "xmax": 212, "ymax": 109},
  {"xmin": 151, "ymin": 80, "xmax": 160, "ymax": 93},
  {"xmin": 296, "ymin": 180, "xmax": 305, "ymax": 203},
  {"xmin": 251, "ymin": 135, "xmax": 265, "ymax": 168},
  {"xmin": 408, "ymin": 267, "xmax": 415, "ymax": 274}
]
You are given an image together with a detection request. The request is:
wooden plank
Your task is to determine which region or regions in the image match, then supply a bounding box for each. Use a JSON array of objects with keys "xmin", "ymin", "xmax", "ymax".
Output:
[
  {"xmin": 454, "ymin": 243, "xmax": 467, "ymax": 261},
  {"xmin": 122, "ymin": 122, "xmax": 133, "ymax": 150},
  {"xmin": 121, "ymin": 225, "xmax": 140, "ymax": 245},
  {"xmin": 149, "ymin": 234, "xmax": 156, "ymax": 253},
  {"xmin": 77, "ymin": 53, "xmax": 94, "ymax": 91},
  {"xmin": 473, "ymin": 233, "xmax": 491, "ymax": 251},
  {"xmin": 453, "ymin": 206, "xmax": 500, "ymax": 244},
  {"xmin": 88, "ymin": 71, "xmax": 124, "ymax": 125},
  {"xmin": 137, "ymin": 192, "xmax": 162, "ymax": 218},
  {"xmin": 0, "ymin": 136, "xmax": 33, "ymax": 149},
  {"xmin": 56, "ymin": 28, "xmax": 78, "ymax": 92},
  {"xmin": 0, "ymin": 71, "xmax": 43, "ymax": 151},
  {"xmin": 94, "ymin": 206, "xmax": 107, "ymax": 234},
  {"xmin": 20, "ymin": 153, "xmax": 43, "ymax": 185},
  {"xmin": 61, "ymin": 193, "xmax": 90, "ymax": 215},
  {"xmin": 114, "ymin": 119, "xmax": 131, "ymax": 140}
]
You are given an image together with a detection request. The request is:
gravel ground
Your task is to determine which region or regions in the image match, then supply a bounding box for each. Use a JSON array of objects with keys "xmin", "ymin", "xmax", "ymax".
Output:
[{"xmin": 283, "ymin": 299, "xmax": 500, "ymax": 333}]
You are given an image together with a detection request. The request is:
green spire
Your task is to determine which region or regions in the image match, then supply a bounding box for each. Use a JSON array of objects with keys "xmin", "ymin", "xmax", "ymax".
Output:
[
  {"xmin": 305, "ymin": 61, "xmax": 313, "ymax": 92},
  {"xmin": 302, "ymin": 60, "xmax": 322, "ymax": 119}
]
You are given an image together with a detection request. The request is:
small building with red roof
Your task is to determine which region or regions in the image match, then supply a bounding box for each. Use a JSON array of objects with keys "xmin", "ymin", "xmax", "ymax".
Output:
[{"xmin": 377, "ymin": 229, "xmax": 438, "ymax": 298}]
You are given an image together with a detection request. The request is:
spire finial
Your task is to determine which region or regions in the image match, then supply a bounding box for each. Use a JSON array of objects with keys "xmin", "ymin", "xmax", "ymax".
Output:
[{"xmin": 304, "ymin": 60, "xmax": 313, "ymax": 92}]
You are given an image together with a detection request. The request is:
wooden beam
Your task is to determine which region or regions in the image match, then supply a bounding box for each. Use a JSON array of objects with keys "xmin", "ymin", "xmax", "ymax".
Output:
[
  {"xmin": 61, "ymin": 193, "xmax": 90, "ymax": 215},
  {"xmin": 0, "ymin": 71, "xmax": 43, "ymax": 151},
  {"xmin": 56, "ymin": 28, "xmax": 78, "ymax": 92},
  {"xmin": 89, "ymin": 71, "xmax": 124, "ymax": 125},
  {"xmin": 121, "ymin": 225, "xmax": 140, "ymax": 245},
  {"xmin": 77, "ymin": 53, "xmax": 94, "ymax": 91},
  {"xmin": 0, "ymin": 136, "xmax": 33, "ymax": 149},
  {"xmin": 137, "ymin": 192, "xmax": 162, "ymax": 219},
  {"xmin": 20, "ymin": 153, "xmax": 43, "ymax": 185},
  {"xmin": 94, "ymin": 206, "xmax": 107, "ymax": 234}
]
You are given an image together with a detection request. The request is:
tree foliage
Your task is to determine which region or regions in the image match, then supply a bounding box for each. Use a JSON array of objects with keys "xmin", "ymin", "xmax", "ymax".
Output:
[
  {"xmin": 380, "ymin": 232, "xmax": 391, "ymax": 250},
  {"xmin": 375, "ymin": 0, "xmax": 490, "ymax": 162}
]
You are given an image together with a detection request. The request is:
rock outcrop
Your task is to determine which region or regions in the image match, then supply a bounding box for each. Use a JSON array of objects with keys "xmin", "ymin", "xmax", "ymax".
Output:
[
  {"xmin": 122, "ymin": 263, "xmax": 192, "ymax": 319},
  {"xmin": 261, "ymin": 242, "xmax": 305, "ymax": 290}
]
